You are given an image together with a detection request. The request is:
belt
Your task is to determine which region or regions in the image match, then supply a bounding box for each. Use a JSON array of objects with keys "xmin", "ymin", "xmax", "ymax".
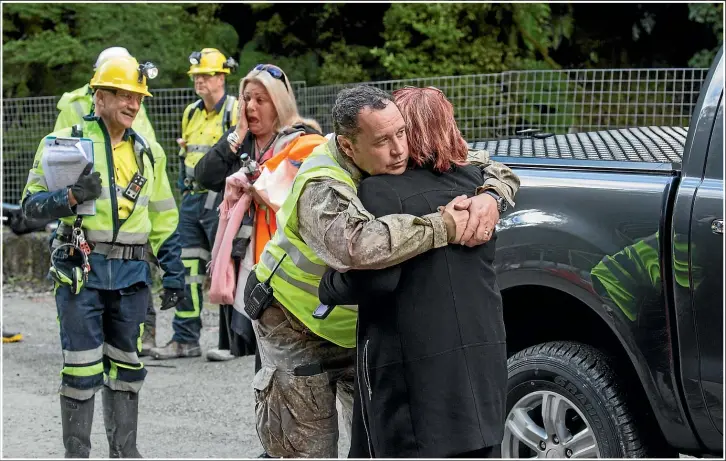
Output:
[
  {"xmin": 292, "ymin": 356, "xmax": 355, "ymax": 377},
  {"xmin": 54, "ymin": 224, "xmax": 154, "ymax": 262},
  {"xmin": 92, "ymin": 242, "xmax": 148, "ymax": 261}
]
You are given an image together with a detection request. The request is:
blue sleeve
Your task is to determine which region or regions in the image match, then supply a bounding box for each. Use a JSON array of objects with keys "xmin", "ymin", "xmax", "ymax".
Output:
[
  {"xmin": 317, "ymin": 177, "xmax": 403, "ymax": 306},
  {"xmin": 21, "ymin": 189, "xmax": 76, "ymax": 221},
  {"xmin": 156, "ymin": 224, "xmax": 185, "ymax": 289}
]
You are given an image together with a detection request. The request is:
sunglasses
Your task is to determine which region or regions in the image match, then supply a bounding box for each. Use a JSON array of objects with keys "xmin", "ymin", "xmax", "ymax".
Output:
[{"xmin": 254, "ymin": 64, "xmax": 290, "ymax": 93}]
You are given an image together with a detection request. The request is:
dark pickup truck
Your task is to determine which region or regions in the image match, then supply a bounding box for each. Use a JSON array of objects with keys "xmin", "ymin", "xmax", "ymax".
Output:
[{"xmin": 470, "ymin": 48, "xmax": 723, "ymax": 457}]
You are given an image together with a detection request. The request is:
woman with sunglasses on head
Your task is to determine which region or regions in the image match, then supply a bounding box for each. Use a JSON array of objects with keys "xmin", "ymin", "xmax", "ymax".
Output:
[
  {"xmin": 195, "ymin": 64, "xmax": 324, "ymax": 368},
  {"xmin": 317, "ymin": 86, "xmax": 508, "ymax": 458}
]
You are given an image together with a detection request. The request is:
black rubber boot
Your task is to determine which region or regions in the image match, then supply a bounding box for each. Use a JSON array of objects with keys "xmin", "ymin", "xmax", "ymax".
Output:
[
  {"xmin": 60, "ymin": 394, "xmax": 94, "ymax": 458},
  {"xmin": 102, "ymin": 388, "xmax": 143, "ymax": 458}
]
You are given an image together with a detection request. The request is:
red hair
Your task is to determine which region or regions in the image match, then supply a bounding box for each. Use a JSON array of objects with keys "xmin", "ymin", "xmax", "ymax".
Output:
[{"xmin": 393, "ymin": 86, "xmax": 469, "ymax": 172}]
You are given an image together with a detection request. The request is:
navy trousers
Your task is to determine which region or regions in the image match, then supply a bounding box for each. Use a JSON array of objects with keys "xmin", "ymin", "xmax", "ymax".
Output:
[
  {"xmin": 173, "ymin": 191, "xmax": 221, "ymax": 343},
  {"xmin": 55, "ymin": 284, "xmax": 149, "ymax": 400}
]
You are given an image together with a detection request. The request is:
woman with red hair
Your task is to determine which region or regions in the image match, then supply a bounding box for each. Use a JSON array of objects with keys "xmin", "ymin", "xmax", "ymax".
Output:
[{"xmin": 318, "ymin": 86, "xmax": 507, "ymax": 458}]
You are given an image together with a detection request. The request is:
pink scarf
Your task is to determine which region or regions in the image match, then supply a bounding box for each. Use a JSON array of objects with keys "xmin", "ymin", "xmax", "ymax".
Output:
[{"xmin": 208, "ymin": 170, "xmax": 253, "ymax": 305}]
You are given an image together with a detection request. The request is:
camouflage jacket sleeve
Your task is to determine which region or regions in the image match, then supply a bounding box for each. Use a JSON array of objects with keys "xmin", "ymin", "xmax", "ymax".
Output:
[
  {"xmin": 467, "ymin": 149, "xmax": 520, "ymax": 206},
  {"xmin": 297, "ymin": 177, "xmax": 449, "ymax": 272}
]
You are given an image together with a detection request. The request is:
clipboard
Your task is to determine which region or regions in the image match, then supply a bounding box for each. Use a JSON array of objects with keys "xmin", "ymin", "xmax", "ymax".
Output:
[{"xmin": 41, "ymin": 136, "xmax": 96, "ymax": 216}]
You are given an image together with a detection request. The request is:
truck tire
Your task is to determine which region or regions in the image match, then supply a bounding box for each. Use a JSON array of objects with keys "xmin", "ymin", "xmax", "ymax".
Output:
[{"xmin": 503, "ymin": 341, "xmax": 647, "ymax": 458}]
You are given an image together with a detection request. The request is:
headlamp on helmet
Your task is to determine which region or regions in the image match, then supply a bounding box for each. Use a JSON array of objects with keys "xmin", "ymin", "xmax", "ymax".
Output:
[
  {"xmin": 223, "ymin": 57, "xmax": 239, "ymax": 72},
  {"xmin": 189, "ymin": 51, "xmax": 202, "ymax": 66},
  {"xmin": 138, "ymin": 62, "xmax": 158, "ymax": 82}
]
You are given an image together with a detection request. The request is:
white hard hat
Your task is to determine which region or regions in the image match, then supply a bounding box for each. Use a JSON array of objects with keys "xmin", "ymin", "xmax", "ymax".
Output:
[{"xmin": 94, "ymin": 47, "xmax": 132, "ymax": 70}]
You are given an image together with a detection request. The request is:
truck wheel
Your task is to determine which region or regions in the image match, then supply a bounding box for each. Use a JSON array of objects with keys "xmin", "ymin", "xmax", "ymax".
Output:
[{"xmin": 502, "ymin": 341, "xmax": 646, "ymax": 458}]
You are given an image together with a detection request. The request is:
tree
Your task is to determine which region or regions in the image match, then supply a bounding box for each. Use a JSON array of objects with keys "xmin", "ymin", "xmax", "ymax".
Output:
[
  {"xmin": 3, "ymin": 3, "xmax": 722, "ymax": 98},
  {"xmin": 235, "ymin": 3, "xmax": 389, "ymax": 85},
  {"xmin": 2, "ymin": 4, "xmax": 238, "ymax": 97},
  {"xmin": 688, "ymin": 3, "xmax": 724, "ymax": 68},
  {"xmin": 370, "ymin": 3, "xmax": 574, "ymax": 79}
]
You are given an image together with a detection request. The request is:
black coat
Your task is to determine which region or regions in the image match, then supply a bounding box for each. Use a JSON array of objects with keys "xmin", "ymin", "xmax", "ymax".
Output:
[{"xmin": 319, "ymin": 164, "xmax": 507, "ymax": 458}]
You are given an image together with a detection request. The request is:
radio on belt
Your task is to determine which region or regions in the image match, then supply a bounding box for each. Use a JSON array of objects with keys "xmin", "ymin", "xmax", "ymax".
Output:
[{"xmin": 123, "ymin": 172, "xmax": 147, "ymax": 201}]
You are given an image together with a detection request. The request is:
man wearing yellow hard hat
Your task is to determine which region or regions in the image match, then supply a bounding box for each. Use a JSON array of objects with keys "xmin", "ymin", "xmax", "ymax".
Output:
[
  {"xmin": 54, "ymin": 47, "xmax": 157, "ymax": 143},
  {"xmin": 21, "ymin": 55, "xmax": 185, "ymax": 457},
  {"xmin": 54, "ymin": 46, "xmax": 160, "ymax": 357},
  {"xmin": 150, "ymin": 48, "xmax": 239, "ymax": 360}
]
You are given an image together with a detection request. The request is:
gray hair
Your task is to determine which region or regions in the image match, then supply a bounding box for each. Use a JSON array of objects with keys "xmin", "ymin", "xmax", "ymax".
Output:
[{"xmin": 332, "ymin": 85, "xmax": 392, "ymax": 142}]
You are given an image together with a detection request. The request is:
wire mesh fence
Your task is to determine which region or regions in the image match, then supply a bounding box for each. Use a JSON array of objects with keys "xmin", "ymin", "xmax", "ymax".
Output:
[{"xmin": 2, "ymin": 68, "xmax": 708, "ymax": 205}]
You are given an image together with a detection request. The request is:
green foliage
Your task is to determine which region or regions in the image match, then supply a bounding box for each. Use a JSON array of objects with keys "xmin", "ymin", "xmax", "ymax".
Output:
[
  {"xmin": 688, "ymin": 3, "xmax": 723, "ymax": 67},
  {"xmin": 240, "ymin": 3, "xmax": 389, "ymax": 85},
  {"xmin": 2, "ymin": 3, "xmax": 720, "ymax": 97},
  {"xmin": 236, "ymin": 40, "xmax": 322, "ymax": 87},
  {"xmin": 371, "ymin": 3, "xmax": 573, "ymax": 80},
  {"xmin": 2, "ymin": 4, "xmax": 239, "ymax": 97},
  {"xmin": 320, "ymin": 41, "xmax": 373, "ymax": 84}
]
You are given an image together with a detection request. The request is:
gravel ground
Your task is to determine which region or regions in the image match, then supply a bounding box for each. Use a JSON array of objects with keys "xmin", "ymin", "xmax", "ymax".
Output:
[{"xmin": 2, "ymin": 290, "xmax": 350, "ymax": 458}]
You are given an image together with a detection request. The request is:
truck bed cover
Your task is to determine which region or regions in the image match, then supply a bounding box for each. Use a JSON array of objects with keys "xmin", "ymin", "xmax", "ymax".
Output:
[{"xmin": 468, "ymin": 126, "xmax": 686, "ymax": 163}]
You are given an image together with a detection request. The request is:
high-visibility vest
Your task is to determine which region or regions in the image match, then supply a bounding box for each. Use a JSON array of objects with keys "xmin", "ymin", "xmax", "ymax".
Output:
[
  {"xmin": 253, "ymin": 133, "xmax": 327, "ymax": 264},
  {"xmin": 255, "ymin": 141, "xmax": 358, "ymax": 348},
  {"xmin": 179, "ymin": 95, "xmax": 238, "ymax": 190},
  {"xmin": 23, "ymin": 118, "xmax": 179, "ymax": 254}
]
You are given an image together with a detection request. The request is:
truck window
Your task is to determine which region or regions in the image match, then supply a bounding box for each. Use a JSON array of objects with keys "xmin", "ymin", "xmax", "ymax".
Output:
[{"xmin": 705, "ymin": 99, "xmax": 724, "ymax": 181}]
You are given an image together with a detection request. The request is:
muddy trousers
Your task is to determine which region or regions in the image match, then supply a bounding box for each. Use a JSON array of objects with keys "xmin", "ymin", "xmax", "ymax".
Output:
[{"xmin": 251, "ymin": 301, "xmax": 355, "ymax": 458}]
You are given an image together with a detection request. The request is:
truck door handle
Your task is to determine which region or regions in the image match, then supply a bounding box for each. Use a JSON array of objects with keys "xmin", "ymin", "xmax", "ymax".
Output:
[{"xmin": 712, "ymin": 219, "xmax": 724, "ymax": 235}]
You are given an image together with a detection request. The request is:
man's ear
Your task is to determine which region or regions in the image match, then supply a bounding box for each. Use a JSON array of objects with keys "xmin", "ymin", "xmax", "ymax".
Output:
[
  {"xmin": 93, "ymin": 91, "xmax": 104, "ymax": 110},
  {"xmin": 337, "ymin": 135, "xmax": 355, "ymax": 159}
]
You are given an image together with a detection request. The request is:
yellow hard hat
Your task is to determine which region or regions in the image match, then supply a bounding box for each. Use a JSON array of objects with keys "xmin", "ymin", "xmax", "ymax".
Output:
[
  {"xmin": 90, "ymin": 56, "xmax": 157, "ymax": 97},
  {"xmin": 187, "ymin": 48, "xmax": 237, "ymax": 75}
]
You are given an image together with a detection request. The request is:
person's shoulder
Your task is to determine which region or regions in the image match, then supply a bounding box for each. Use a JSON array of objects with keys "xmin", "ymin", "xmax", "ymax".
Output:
[
  {"xmin": 452, "ymin": 163, "xmax": 485, "ymax": 185},
  {"xmin": 358, "ymin": 175, "xmax": 403, "ymax": 214},
  {"xmin": 382, "ymin": 166, "xmax": 436, "ymax": 183},
  {"xmin": 358, "ymin": 173, "xmax": 408, "ymax": 198},
  {"xmin": 57, "ymin": 85, "xmax": 91, "ymax": 110},
  {"xmin": 148, "ymin": 139, "xmax": 167, "ymax": 162},
  {"xmin": 458, "ymin": 163, "xmax": 484, "ymax": 176},
  {"xmin": 183, "ymin": 99, "xmax": 203, "ymax": 114},
  {"xmin": 280, "ymin": 122, "xmax": 323, "ymax": 138},
  {"xmin": 359, "ymin": 173, "xmax": 397, "ymax": 188}
]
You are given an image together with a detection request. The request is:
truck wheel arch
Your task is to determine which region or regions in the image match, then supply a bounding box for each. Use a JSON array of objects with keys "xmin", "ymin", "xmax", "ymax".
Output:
[{"xmin": 499, "ymin": 280, "xmax": 676, "ymax": 453}]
